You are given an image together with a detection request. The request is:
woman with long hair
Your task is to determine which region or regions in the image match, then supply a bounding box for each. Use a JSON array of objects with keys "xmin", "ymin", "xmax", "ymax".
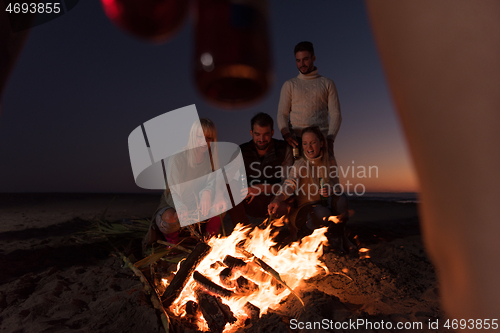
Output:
[
  {"xmin": 143, "ymin": 118, "xmax": 226, "ymax": 248},
  {"xmin": 268, "ymin": 126, "xmax": 354, "ymax": 253}
]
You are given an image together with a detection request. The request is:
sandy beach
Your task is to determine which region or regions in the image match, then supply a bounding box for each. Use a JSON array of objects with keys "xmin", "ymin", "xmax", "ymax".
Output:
[{"xmin": 0, "ymin": 193, "xmax": 448, "ymax": 332}]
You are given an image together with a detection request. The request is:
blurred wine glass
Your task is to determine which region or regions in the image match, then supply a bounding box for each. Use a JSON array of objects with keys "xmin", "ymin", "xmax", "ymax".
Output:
[
  {"xmin": 193, "ymin": 0, "xmax": 273, "ymax": 108},
  {"xmin": 100, "ymin": 0, "xmax": 189, "ymax": 43}
]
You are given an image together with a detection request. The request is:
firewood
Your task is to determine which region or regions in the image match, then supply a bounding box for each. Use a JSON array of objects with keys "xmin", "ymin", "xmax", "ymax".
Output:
[
  {"xmin": 210, "ymin": 260, "xmax": 226, "ymax": 270},
  {"xmin": 219, "ymin": 267, "xmax": 236, "ymax": 288},
  {"xmin": 236, "ymin": 276, "xmax": 259, "ymax": 294},
  {"xmin": 162, "ymin": 242, "xmax": 211, "ymax": 307},
  {"xmin": 121, "ymin": 254, "xmax": 170, "ymax": 333},
  {"xmin": 243, "ymin": 301, "xmax": 260, "ymax": 320},
  {"xmin": 236, "ymin": 246, "xmax": 305, "ymax": 307},
  {"xmin": 185, "ymin": 300, "xmax": 198, "ymax": 317},
  {"xmin": 193, "ymin": 271, "xmax": 233, "ymax": 298},
  {"xmin": 195, "ymin": 289, "xmax": 236, "ymax": 333},
  {"xmin": 223, "ymin": 255, "xmax": 246, "ymax": 269}
]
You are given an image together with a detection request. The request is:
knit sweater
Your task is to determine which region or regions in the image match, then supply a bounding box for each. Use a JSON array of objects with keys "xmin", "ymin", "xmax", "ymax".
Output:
[{"xmin": 277, "ymin": 68, "xmax": 341, "ymax": 141}]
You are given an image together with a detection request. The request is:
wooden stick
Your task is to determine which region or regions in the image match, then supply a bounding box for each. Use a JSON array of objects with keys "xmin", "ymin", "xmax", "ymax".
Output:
[
  {"xmin": 236, "ymin": 247, "xmax": 305, "ymax": 307},
  {"xmin": 156, "ymin": 240, "xmax": 192, "ymax": 254},
  {"xmin": 187, "ymin": 224, "xmax": 202, "ymax": 240},
  {"xmin": 236, "ymin": 276, "xmax": 259, "ymax": 295},
  {"xmin": 219, "ymin": 267, "xmax": 235, "ymax": 288},
  {"xmin": 243, "ymin": 302, "xmax": 260, "ymax": 320},
  {"xmin": 161, "ymin": 242, "xmax": 211, "ymax": 308},
  {"xmin": 223, "ymin": 255, "xmax": 246, "ymax": 269},
  {"xmin": 259, "ymin": 214, "xmax": 273, "ymax": 228},
  {"xmin": 193, "ymin": 271, "xmax": 234, "ymax": 298},
  {"xmin": 121, "ymin": 254, "xmax": 170, "ymax": 333},
  {"xmin": 220, "ymin": 213, "xmax": 226, "ymax": 237},
  {"xmin": 195, "ymin": 289, "xmax": 236, "ymax": 333}
]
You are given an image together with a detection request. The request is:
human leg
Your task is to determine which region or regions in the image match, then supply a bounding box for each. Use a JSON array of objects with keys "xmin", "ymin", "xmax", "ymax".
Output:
[
  {"xmin": 328, "ymin": 194, "xmax": 356, "ymax": 254},
  {"xmin": 367, "ymin": 0, "xmax": 500, "ymax": 319},
  {"xmin": 205, "ymin": 215, "xmax": 222, "ymax": 236},
  {"xmin": 157, "ymin": 208, "xmax": 181, "ymax": 244},
  {"xmin": 227, "ymin": 201, "xmax": 250, "ymax": 226}
]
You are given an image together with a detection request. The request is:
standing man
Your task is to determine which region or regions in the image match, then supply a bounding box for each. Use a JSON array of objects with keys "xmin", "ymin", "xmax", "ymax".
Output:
[
  {"xmin": 277, "ymin": 41, "xmax": 341, "ymax": 158},
  {"xmin": 227, "ymin": 112, "xmax": 293, "ymax": 225}
]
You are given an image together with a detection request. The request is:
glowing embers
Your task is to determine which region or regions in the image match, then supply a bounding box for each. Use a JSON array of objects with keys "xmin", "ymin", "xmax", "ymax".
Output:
[
  {"xmin": 165, "ymin": 220, "xmax": 329, "ymax": 332},
  {"xmin": 358, "ymin": 248, "xmax": 370, "ymax": 259}
]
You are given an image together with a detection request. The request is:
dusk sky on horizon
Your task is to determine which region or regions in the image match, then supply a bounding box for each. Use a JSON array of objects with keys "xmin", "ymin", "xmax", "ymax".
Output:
[{"xmin": 0, "ymin": 0, "xmax": 419, "ymax": 194}]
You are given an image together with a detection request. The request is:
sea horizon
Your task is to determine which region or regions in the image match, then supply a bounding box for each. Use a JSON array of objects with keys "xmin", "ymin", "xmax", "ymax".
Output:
[{"xmin": 0, "ymin": 191, "xmax": 420, "ymax": 204}]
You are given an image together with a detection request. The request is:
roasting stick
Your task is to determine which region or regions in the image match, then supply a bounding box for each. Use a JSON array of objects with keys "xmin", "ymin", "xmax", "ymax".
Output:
[
  {"xmin": 207, "ymin": 143, "xmax": 227, "ymax": 238},
  {"xmin": 187, "ymin": 224, "xmax": 202, "ymax": 240},
  {"xmin": 267, "ymin": 213, "xmax": 273, "ymax": 227},
  {"xmin": 258, "ymin": 213, "xmax": 273, "ymax": 228},
  {"xmin": 121, "ymin": 254, "xmax": 170, "ymax": 332},
  {"xmin": 219, "ymin": 213, "xmax": 226, "ymax": 237},
  {"xmin": 157, "ymin": 240, "xmax": 192, "ymax": 254},
  {"xmin": 236, "ymin": 247, "xmax": 305, "ymax": 307}
]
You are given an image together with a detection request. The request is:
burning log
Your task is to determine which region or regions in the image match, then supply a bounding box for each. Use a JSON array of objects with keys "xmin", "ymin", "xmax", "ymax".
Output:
[
  {"xmin": 223, "ymin": 255, "xmax": 246, "ymax": 269},
  {"xmin": 243, "ymin": 301, "xmax": 260, "ymax": 321},
  {"xmin": 162, "ymin": 242, "xmax": 212, "ymax": 307},
  {"xmin": 166, "ymin": 223, "xmax": 329, "ymax": 329},
  {"xmin": 271, "ymin": 278, "xmax": 285, "ymax": 294},
  {"xmin": 236, "ymin": 276, "xmax": 259, "ymax": 295},
  {"xmin": 184, "ymin": 300, "xmax": 200, "ymax": 326},
  {"xmin": 193, "ymin": 271, "xmax": 234, "ymax": 298},
  {"xmin": 236, "ymin": 247, "xmax": 305, "ymax": 307},
  {"xmin": 195, "ymin": 289, "xmax": 236, "ymax": 333},
  {"xmin": 210, "ymin": 260, "xmax": 226, "ymax": 270},
  {"xmin": 219, "ymin": 267, "xmax": 235, "ymax": 288},
  {"xmin": 185, "ymin": 300, "xmax": 199, "ymax": 317}
]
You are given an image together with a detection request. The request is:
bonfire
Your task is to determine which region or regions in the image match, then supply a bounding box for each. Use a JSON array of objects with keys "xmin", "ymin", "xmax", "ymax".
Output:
[
  {"xmin": 131, "ymin": 217, "xmax": 332, "ymax": 333},
  {"xmin": 83, "ymin": 210, "xmax": 368, "ymax": 332}
]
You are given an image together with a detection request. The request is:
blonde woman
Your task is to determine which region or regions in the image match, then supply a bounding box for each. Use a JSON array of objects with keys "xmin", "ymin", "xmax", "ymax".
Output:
[{"xmin": 144, "ymin": 118, "xmax": 227, "ymax": 248}]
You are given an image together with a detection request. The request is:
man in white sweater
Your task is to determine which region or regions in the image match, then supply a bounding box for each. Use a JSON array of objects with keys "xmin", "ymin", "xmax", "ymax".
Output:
[{"xmin": 277, "ymin": 41, "xmax": 341, "ymax": 158}]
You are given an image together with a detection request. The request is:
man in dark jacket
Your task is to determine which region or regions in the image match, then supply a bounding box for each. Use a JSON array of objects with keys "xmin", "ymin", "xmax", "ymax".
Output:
[{"xmin": 228, "ymin": 113, "xmax": 293, "ymax": 225}]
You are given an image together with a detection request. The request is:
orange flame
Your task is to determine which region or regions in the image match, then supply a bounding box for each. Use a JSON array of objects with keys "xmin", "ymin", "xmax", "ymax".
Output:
[
  {"xmin": 166, "ymin": 218, "xmax": 330, "ymax": 331},
  {"xmin": 358, "ymin": 247, "xmax": 370, "ymax": 259},
  {"xmin": 327, "ymin": 216, "xmax": 341, "ymax": 224}
]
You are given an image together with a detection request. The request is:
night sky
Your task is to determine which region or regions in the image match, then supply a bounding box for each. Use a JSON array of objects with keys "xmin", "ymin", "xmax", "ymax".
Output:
[{"xmin": 0, "ymin": 0, "xmax": 418, "ymax": 193}]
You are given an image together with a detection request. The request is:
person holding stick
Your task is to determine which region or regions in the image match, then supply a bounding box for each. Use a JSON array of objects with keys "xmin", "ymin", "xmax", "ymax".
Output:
[
  {"xmin": 268, "ymin": 126, "xmax": 354, "ymax": 253},
  {"xmin": 227, "ymin": 112, "xmax": 293, "ymax": 226},
  {"xmin": 143, "ymin": 118, "xmax": 227, "ymax": 248}
]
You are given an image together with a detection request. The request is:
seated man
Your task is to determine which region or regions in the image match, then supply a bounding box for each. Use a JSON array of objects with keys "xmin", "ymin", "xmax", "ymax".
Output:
[{"xmin": 228, "ymin": 113, "xmax": 293, "ymax": 226}]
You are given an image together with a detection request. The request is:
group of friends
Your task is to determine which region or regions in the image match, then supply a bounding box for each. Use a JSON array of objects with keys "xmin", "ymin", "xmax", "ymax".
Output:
[
  {"xmin": 144, "ymin": 41, "xmax": 355, "ymax": 254},
  {"xmin": 2, "ymin": 3, "xmax": 497, "ymax": 320}
]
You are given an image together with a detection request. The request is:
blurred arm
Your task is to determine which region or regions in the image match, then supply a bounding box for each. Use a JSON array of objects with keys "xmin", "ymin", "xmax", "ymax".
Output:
[
  {"xmin": 367, "ymin": 0, "xmax": 500, "ymax": 320},
  {"xmin": 326, "ymin": 80, "xmax": 341, "ymax": 142},
  {"xmin": 277, "ymin": 81, "xmax": 292, "ymax": 138}
]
